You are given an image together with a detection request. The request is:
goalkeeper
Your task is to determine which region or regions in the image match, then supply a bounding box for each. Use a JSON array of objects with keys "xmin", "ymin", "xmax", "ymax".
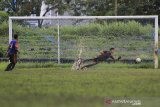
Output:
[
  {"xmin": 80, "ymin": 48, "xmax": 121, "ymax": 69},
  {"xmin": 5, "ymin": 34, "xmax": 19, "ymax": 71}
]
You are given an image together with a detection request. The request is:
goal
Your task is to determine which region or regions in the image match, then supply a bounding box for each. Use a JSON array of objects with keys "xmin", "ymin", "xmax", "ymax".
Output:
[{"xmin": 8, "ymin": 16, "xmax": 159, "ymax": 68}]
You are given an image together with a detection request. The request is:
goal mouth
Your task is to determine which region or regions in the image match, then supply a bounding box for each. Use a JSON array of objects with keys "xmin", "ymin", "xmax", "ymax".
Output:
[{"xmin": 8, "ymin": 15, "xmax": 159, "ymax": 68}]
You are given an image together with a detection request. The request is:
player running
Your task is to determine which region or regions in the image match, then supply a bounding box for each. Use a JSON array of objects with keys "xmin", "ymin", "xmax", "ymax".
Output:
[
  {"xmin": 79, "ymin": 48, "xmax": 121, "ymax": 69},
  {"xmin": 5, "ymin": 34, "xmax": 19, "ymax": 71}
]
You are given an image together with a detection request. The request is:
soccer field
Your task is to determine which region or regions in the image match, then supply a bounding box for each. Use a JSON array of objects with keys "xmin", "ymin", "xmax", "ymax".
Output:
[{"xmin": 0, "ymin": 63, "xmax": 160, "ymax": 107}]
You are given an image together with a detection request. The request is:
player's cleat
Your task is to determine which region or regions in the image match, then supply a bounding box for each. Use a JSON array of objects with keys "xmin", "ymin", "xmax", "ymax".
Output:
[
  {"xmin": 77, "ymin": 58, "xmax": 82, "ymax": 69},
  {"xmin": 72, "ymin": 58, "xmax": 83, "ymax": 70}
]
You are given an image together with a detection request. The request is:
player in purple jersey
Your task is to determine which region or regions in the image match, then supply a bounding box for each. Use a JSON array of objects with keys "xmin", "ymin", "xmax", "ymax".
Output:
[
  {"xmin": 80, "ymin": 48, "xmax": 121, "ymax": 69},
  {"xmin": 5, "ymin": 34, "xmax": 19, "ymax": 71}
]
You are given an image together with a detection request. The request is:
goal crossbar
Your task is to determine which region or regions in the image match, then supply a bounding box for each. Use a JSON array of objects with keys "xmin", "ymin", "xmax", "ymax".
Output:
[
  {"xmin": 8, "ymin": 15, "xmax": 159, "ymax": 69},
  {"xmin": 10, "ymin": 15, "xmax": 158, "ymax": 20}
]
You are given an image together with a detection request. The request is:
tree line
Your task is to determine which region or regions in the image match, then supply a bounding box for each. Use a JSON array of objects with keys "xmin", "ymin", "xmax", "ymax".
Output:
[{"xmin": 0, "ymin": 0, "xmax": 160, "ymax": 24}]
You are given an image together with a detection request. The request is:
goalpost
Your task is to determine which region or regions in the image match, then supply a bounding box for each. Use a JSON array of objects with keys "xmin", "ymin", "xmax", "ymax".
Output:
[{"xmin": 9, "ymin": 15, "xmax": 159, "ymax": 69}]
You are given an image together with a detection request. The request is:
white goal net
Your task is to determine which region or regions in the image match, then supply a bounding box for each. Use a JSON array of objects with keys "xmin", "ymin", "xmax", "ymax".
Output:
[{"xmin": 9, "ymin": 16, "xmax": 159, "ymax": 68}]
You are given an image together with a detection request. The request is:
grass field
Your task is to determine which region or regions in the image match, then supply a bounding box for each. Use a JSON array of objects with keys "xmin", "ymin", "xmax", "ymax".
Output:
[{"xmin": 0, "ymin": 62, "xmax": 160, "ymax": 107}]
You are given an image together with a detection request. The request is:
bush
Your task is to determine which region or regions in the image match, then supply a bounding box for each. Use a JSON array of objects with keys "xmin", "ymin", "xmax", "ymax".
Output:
[
  {"xmin": 0, "ymin": 11, "xmax": 8, "ymax": 24},
  {"xmin": 60, "ymin": 21, "xmax": 153, "ymax": 38},
  {"xmin": 0, "ymin": 45, "xmax": 6, "ymax": 57},
  {"xmin": 0, "ymin": 11, "xmax": 8, "ymax": 35},
  {"xmin": 0, "ymin": 21, "xmax": 8, "ymax": 35}
]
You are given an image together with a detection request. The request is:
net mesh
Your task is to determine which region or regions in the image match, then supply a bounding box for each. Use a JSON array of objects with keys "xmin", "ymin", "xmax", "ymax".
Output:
[{"xmin": 12, "ymin": 18, "xmax": 154, "ymax": 62}]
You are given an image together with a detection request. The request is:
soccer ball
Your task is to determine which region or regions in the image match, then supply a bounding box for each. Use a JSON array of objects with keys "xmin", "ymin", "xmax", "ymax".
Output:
[{"xmin": 136, "ymin": 58, "xmax": 142, "ymax": 63}]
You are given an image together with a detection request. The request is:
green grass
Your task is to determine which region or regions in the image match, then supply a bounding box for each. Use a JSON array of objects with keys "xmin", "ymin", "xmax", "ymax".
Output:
[{"xmin": 0, "ymin": 62, "xmax": 160, "ymax": 107}]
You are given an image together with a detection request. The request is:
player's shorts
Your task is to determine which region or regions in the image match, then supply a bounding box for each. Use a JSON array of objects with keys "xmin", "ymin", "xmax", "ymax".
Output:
[
  {"xmin": 93, "ymin": 56, "xmax": 105, "ymax": 63},
  {"xmin": 9, "ymin": 54, "xmax": 17, "ymax": 63}
]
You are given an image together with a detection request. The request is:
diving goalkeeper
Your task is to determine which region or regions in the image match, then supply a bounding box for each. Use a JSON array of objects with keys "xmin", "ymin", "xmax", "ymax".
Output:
[{"xmin": 80, "ymin": 48, "xmax": 121, "ymax": 69}]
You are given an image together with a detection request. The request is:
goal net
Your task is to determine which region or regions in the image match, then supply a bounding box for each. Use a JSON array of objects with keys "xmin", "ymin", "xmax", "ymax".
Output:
[{"xmin": 9, "ymin": 16, "xmax": 159, "ymax": 68}]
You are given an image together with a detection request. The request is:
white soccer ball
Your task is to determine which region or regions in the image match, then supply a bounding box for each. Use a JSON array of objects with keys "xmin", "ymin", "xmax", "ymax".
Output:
[{"xmin": 136, "ymin": 58, "xmax": 142, "ymax": 63}]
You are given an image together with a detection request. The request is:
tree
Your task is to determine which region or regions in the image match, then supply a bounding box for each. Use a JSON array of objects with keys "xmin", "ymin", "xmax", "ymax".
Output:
[
  {"xmin": 1, "ymin": 0, "xmax": 160, "ymax": 25},
  {"xmin": 0, "ymin": 0, "xmax": 71, "ymax": 27},
  {"xmin": 69, "ymin": 0, "xmax": 114, "ymax": 16},
  {"xmin": 37, "ymin": 0, "xmax": 71, "ymax": 27}
]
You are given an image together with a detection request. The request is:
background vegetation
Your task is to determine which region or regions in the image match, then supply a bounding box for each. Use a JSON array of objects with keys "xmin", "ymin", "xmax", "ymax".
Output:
[
  {"xmin": 0, "ymin": 20, "xmax": 155, "ymax": 59},
  {"xmin": 0, "ymin": 0, "xmax": 160, "ymax": 26}
]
